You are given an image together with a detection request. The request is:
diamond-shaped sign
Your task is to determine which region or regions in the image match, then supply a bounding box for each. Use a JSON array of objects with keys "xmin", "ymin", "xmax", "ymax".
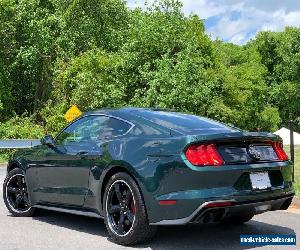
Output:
[{"xmin": 64, "ymin": 105, "xmax": 82, "ymax": 122}]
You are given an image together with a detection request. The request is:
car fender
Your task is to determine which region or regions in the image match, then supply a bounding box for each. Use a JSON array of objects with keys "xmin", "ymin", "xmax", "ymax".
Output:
[{"xmin": 86, "ymin": 160, "xmax": 152, "ymax": 216}]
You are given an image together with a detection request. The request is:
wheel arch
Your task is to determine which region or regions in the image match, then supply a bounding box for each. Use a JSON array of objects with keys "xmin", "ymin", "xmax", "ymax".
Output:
[
  {"xmin": 99, "ymin": 164, "xmax": 149, "ymax": 219},
  {"xmin": 7, "ymin": 160, "xmax": 24, "ymax": 173}
]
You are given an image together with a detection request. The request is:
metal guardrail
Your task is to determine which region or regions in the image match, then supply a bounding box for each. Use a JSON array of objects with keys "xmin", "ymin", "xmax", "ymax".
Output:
[{"xmin": 0, "ymin": 139, "xmax": 41, "ymax": 149}]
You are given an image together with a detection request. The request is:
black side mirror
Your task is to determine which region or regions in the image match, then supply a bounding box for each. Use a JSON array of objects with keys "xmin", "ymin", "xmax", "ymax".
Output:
[{"xmin": 41, "ymin": 135, "xmax": 55, "ymax": 147}]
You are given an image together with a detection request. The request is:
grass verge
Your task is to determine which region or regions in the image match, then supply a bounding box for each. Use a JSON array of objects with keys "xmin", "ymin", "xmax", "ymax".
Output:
[
  {"xmin": 284, "ymin": 145, "xmax": 300, "ymax": 196},
  {"xmin": 295, "ymin": 179, "xmax": 300, "ymax": 197}
]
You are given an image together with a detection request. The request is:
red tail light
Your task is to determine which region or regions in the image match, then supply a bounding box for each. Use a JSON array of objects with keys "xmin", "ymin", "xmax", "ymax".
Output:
[
  {"xmin": 185, "ymin": 144, "xmax": 224, "ymax": 166},
  {"xmin": 272, "ymin": 142, "xmax": 288, "ymax": 161}
]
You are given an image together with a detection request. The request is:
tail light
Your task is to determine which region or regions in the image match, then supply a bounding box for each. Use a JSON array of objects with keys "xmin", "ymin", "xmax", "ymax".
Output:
[
  {"xmin": 185, "ymin": 144, "xmax": 224, "ymax": 166},
  {"xmin": 272, "ymin": 142, "xmax": 288, "ymax": 161}
]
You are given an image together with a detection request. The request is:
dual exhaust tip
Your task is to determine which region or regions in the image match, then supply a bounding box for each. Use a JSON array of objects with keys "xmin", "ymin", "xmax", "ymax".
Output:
[
  {"xmin": 202, "ymin": 209, "xmax": 225, "ymax": 224},
  {"xmin": 194, "ymin": 208, "xmax": 226, "ymax": 224},
  {"xmin": 195, "ymin": 197, "xmax": 293, "ymax": 224}
]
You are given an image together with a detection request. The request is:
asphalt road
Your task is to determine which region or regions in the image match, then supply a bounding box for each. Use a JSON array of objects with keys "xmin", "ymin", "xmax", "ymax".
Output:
[{"xmin": 0, "ymin": 165, "xmax": 299, "ymax": 250}]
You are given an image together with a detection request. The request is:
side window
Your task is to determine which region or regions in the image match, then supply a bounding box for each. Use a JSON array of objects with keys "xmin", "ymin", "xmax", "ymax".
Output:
[
  {"xmin": 131, "ymin": 124, "xmax": 163, "ymax": 136},
  {"xmin": 55, "ymin": 115, "xmax": 132, "ymax": 144},
  {"xmin": 98, "ymin": 117, "xmax": 132, "ymax": 140}
]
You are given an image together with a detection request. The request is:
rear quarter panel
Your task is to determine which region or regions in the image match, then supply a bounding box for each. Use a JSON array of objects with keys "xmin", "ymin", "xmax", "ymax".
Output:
[
  {"xmin": 86, "ymin": 135, "xmax": 190, "ymax": 216},
  {"xmin": 88, "ymin": 131, "xmax": 294, "ymax": 223}
]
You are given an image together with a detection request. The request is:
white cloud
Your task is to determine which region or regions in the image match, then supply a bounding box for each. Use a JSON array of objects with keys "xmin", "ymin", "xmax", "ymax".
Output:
[
  {"xmin": 126, "ymin": 0, "xmax": 300, "ymax": 44},
  {"xmin": 182, "ymin": 0, "xmax": 245, "ymax": 18},
  {"xmin": 238, "ymin": 0, "xmax": 300, "ymax": 13},
  {"xmin": 181, "ymin": 0, "xmax": 226, "ymax": 19},
  {"xmin": 229, "ymin": 33, "xmax": 247, "ymax": 44},
  {"xmin": 207, "ymin": 16, "xmax": 254, "ymax": 41},
  {"xmin": 285, "ymin": 11, "xmax": 300, "ymax": 26},
  {"xmin": 198, "ymin": 0, "xmax": 300, "ymax": 44}
]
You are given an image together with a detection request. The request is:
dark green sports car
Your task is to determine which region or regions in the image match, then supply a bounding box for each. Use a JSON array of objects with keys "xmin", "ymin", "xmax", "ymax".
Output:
[{"xmin": 3, "ymin": 108, "xmax": 294, "ymax": 245}]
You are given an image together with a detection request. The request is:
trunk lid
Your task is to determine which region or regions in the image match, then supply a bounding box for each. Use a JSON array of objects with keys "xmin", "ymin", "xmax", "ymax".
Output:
[{"xmin": 188, "ymin": 131, "xmax": 284, "ymax": 164}]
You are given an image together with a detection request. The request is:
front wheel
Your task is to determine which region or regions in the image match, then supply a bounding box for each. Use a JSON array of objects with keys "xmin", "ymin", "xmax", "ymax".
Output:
[
  {"xmin": 104, "ymin": 172, "xmax": 157, "ymax": 245},
  {"xmin": 3, "ymin": 168, "xmax": 36, "ymax": 217}
]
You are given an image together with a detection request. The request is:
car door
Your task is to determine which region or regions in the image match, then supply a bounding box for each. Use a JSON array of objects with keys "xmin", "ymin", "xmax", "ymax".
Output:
[{"xmin": 34, "ymin": 115, "xmax": 108, "ymax": 206}]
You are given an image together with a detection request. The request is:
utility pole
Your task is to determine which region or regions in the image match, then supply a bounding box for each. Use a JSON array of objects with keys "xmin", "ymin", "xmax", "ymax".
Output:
[{"xmin": 289, "ymin": 120, "xmax": 295, "ymax": 182}]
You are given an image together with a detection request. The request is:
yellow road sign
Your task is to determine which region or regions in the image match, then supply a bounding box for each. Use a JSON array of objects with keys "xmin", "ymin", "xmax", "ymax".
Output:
[{"xmin": 64, "ymin": 105, "xmax": 82, "ymax": 122}]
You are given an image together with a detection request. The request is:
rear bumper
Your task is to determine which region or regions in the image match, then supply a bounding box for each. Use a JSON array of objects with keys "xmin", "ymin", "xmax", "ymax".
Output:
[
  {"xmin": 150, "ymin": 193, "xmax": 294, "ymax": 225},
  {"xmin": 145, "ymin": 159, "xmax": 294, "ymax": 224}
]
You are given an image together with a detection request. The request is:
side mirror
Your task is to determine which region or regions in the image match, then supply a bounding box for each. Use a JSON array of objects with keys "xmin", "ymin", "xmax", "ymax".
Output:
[{"xmin": 41, "ymin": 135, "xmax": 55, "ymax": 147}]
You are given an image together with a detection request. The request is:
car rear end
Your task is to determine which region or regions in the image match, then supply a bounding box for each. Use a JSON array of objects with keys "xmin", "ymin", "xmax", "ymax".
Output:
[
  {"xmin": 131, "ymin": 110, "xmax": 294, "ymax": 225},
  {"xmin": 150, "ymin": 131, "xmax": 294, "ymax": 225}
]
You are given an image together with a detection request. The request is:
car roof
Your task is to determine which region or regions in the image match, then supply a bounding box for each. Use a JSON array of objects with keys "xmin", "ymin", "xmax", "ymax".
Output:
[
  {"xmin": 84, "ymin": 107, "xmax": 172, "ymax": 124},
  {"xmin": 83, "ymin": 107, "xmax": 236, "ymax": 135},
  {"xmin": 85, "ymin": 107, "xmax": 172, "ymax": 114},
  {"xmin": 84, "ymin": 107, "xmax": 178, "ymax": 120}
]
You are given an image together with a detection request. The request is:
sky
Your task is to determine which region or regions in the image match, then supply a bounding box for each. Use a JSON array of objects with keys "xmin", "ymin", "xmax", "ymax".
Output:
[{"xmin": 127, "ymin": 0, "xmax": 300, "ymax": 45}]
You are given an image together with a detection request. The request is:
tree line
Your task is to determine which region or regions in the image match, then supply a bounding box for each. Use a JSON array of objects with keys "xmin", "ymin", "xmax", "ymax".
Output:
[{"xmin": 0, "ymin": 0, "xmax": 300, "ymax": 139}]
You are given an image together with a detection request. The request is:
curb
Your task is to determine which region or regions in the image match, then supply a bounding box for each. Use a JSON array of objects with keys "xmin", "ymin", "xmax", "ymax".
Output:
[{"xmin": 292, "ymin": 196, "xmax": 300, "ymax": 208}]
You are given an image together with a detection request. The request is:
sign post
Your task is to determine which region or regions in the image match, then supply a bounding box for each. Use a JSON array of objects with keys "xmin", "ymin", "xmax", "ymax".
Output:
[
  {"xmin": 64, "ymin": 105, "xmax": 82, "ymax": 122},
  {"xmin": 289, "ymin": 120, "xmax": 295, "ymax": 182}
]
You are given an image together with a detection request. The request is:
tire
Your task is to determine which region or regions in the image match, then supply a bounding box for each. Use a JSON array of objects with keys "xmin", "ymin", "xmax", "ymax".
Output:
[
  {"xmin": 104, "ymin": 172, "xmax": 157, "ymax": 245},
  {"xmin": 3, "ymin": 168, "xmax": 36, "ymax": 217},
  {"xmin": 223, "ymin": 214, "xmax": 254, "ymax": 224}
]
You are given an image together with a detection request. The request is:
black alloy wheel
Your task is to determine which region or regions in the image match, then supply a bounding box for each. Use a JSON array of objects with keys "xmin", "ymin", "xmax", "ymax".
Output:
[
  {"xmin": 106, "ymin": 180, "xmax": 136, "ymax": 236},
  {"xmin": 104, "ymin": 172, "xmax": 157, "ymax": 245},
  {"xmin": 3, "ymin": 168, "xmax": 36, "ymax": 217}
]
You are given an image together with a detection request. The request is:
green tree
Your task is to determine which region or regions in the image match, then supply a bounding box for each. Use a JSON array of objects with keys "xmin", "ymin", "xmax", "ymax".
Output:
[
  {"xmin": 120, "ymin": 1, "xmax": 217, "ymax": 108},
  {"xmin": 210, "ymin": 42, "xmax": 281, "ymax": 131},
  {"xmin": 53, "ymin": 49, "xmax": 126, "ymax": 110},
  {"xmin": 253, "ymin": 28, "xmax": 300, "ymax": 130},
  {"xmin": 58, "ymin": 0, "xmax": 129, "ymax": 55},
  {"xmin": 0, "ymin": 0, "xmax": 60, "ymax": 114},
  {"xmin": 0, "ymin": 0, "xmax": 300, "ymax": 138},
  {"xmin": 0, "ymin": 0, "xmax": 16, "ymax": 118}
]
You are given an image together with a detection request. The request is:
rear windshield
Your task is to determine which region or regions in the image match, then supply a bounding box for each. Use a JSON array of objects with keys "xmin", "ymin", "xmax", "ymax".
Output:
[{"xmin": 135, "ymin": 110, "xmax": 238, "ymax": 134}]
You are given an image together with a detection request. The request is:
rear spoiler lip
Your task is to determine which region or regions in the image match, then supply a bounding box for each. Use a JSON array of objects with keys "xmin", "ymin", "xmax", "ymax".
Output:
[{"xmin": 190, "ymin": 131, "xmax": 282, "ymax": 144}]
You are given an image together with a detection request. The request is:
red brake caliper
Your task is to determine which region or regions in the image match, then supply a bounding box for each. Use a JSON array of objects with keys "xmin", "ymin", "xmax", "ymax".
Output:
[{"xmin": 130, "ymin": 199, "xmax": 136, "ymax": 214}]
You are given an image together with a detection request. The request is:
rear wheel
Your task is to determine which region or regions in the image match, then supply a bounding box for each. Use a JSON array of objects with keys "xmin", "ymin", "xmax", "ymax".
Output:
[
  {"xmin": 3, "ymin": 168, "xmax": 36, "ymax": 217},
  {"xmin": 104, "ymin": 172, "xmax": 157, "ymax": 245}
]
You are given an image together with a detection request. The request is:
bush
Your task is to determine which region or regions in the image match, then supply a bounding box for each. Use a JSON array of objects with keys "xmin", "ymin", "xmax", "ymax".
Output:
[
  {"xmin": 53, "ymin": 49, "xmax": 126, "ymax": 111},
  {"xmin": 0, "ymin": 115, "xmax": 44, "ymax": 139},
  {"xmin": 39, "ymin": 101, "xmax": 68, "ymax": 135},
  {"xmin": 0, "ymin": 115, "xmax": 44, "ymax": 163},
  {"xmin": 0, "ymin": 149, "xmax": 14, "ymax": 164}
]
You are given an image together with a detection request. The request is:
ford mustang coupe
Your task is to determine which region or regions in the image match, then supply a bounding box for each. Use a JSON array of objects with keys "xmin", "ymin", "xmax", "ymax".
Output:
[{"xmin": 3, "ymin": 108, "xmax": 294, "ymax": 245}]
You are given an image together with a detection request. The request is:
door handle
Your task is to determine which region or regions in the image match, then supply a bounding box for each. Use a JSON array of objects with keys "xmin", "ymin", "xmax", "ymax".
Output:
[
  {"xmin": 76, "ymin": 151, "xmax": 89, "ymax": 158},
  {"xmin": 77, "ymin": 151, "xmax": 89, "ymax": 155}
]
